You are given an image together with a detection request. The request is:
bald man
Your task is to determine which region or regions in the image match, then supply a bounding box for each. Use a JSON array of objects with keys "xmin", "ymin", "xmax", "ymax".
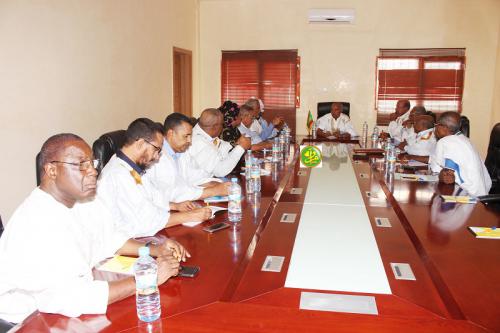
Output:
[
  {"xmin": 0, "ymin": 134, "xmax": 184, "ymax": 324},
  {"xmin": 399, "ymin": 106, "xmax": 428, "ymax": 150},
  {"xmin": 381, "ymin": 99, "xmax": 411, "ymax": 143},
  {"xmin": 430, "ymin": 112, "xmax": 491, "ymax": 196},
  {"xmin": 188, "ymin": 108, "xmax": 251, "ymax": 178}
]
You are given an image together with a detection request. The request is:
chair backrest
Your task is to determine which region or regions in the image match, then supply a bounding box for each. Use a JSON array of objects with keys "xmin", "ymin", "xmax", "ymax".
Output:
[
  {"xmin": 92, "ymin": 130, "xmax": 127, "ymax": 173},
  {"xmin": 36, "ymin": 152, "xmax": 42, "ymax": 186},
  {"xmin": 485, "ymin": 123, "xmax": 500, "ymax": 194},
  {"xmin": 0, "ymin": 215, "xmax": 3, "ymax": 239},
  {"xmin": 460, "ymin": 115, "xmax": 470, "ymax": 138},
  {"xmin": 317, "ymin": 102, "xmax": 350, "ymax": 119}
]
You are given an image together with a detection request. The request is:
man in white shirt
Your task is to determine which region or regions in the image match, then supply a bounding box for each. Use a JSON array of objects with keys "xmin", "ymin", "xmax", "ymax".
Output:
[
  {"xmin": 145, "ymin": 113, "xmax": 231, "ymax": 203},
  {"xmin": 0, "ymin": 134, "xmax": 184, "ymax": 324},
  {"xmin": 399, "ymin": 106, "xmax": 428, "ymax": 149},
  {"xmin": 381, "ymin": 99, "xmax": 411, "ymax": 143},
  {"xmin": 430, "ymin": 112, "xmax": 492, "ymax": 197},
  {"xmin": 402, "ymin": 115, "xmax": 437, "ymax": 157},
  {"xmin": 316, "ymin": 102, "xmax": 357, "ymax": 138},
  {"xmin": 237, "ymin": 104, "xmax": 273, "ymax": 150},
  {"xmin": 188, "ymin": 108, "xmax": 251, "ymax": 178},
  {"xmin": 98, "ymin": 118, "xmax": 212, "ymax": 237},
  {"xmin": 246, "ymin": 98, "xmax": 282, "ymax": 140}
]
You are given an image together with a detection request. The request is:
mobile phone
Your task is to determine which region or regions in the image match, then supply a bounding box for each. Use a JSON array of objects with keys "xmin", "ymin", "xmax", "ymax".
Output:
[
  {"xmin": 203, "ymin": 222, "xmax": 230, "ymax": 233},
  {"xmin": 178, "ymin": 265, "xmax": 200, "ymax": 278}
]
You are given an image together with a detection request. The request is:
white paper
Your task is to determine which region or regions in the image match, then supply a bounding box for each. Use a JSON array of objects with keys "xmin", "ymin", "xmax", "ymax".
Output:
[{"xmin": 182, "ymin": 205, "xmax": 227, "ymax": 227}]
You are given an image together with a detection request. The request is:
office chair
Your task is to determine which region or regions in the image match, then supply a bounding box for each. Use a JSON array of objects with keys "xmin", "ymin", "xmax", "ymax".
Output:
[
  {"xmin": 485, "ymin": 123, "xmax": 500, "ymax": 195},
  {"xmin": 317, "ymin": 102, "xmax": 350, "ymax": 119},
  {"xmin": 0, "ymin": 215, "xmax": 3, "ymax": 238},
  {"xmin": 459, "ymin": 115, "xmax": 470, "ymax": 138},
  {"xmin": 92, "ymin": 130, "xmax": 127, "ymax": 173},
  {"xmin": 0, "ymin": 318, "xmax": 14, "ymax": 333}
]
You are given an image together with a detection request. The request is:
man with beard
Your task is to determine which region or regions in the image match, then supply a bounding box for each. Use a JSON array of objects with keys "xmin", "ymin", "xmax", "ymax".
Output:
[
  {"xmin": 429, "ymin": 111, "xmax": 491, "ymax": 196},
  {"xmin": 0, "ymin": 133, "xmax": 183, "ymax": 324},
  {"xmin": 145, "ymin": 113, "xmax": 231, "ymax": 203},
  {"xmin": 98, "ymin": 118, "xmax": 212, "ymax": 237}
]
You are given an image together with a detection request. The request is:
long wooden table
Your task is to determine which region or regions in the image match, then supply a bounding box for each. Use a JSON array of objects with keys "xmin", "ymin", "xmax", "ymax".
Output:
[{"xmin": 16, "ymin": 140, "xmax": 499, "ymax": 332}]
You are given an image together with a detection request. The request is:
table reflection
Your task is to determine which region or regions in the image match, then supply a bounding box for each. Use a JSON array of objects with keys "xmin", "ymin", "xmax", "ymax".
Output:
[{"xmin": 321, "ymin": 143, "xmax": 352, "ymax": 171}]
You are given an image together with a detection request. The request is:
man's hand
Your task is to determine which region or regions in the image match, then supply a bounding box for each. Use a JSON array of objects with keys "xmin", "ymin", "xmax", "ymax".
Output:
[
  {"xmin": 389, "ymin": 113, "xmax": 397, "ymax": 121},
  {"xmin": 379, "ymin": 131, "xmax": 390, "ymax": 140},
  {"xmin": 189, "ymin": 207, "xmax": 212, "ymax": 221},
  {"xmin": 272, "ymin": 116, "xmax": 281, "ymax": 126},
  {"xmin": 338, "ymin": 132, "xmax": 351, "ymax": 139},
  {"xmin": 153, "ymin": 238, "xmax": 191, "ymax": 262},
  {"xmin": 236, "ymin": 135, "xmax": 251, "ymax": 150},
  {"xmin": 397, "ymin": 141, "xmax": 407, "ymax": 150},
  {"xmin": 398, "ymin": 153, "xmax": 409, "ymax": 162},
  {"xmin": 317, "ymin": 128, "xmax": 331, "ymax": 138},
  {"xmin": 439, "ymin": 169, "xmax": 455, "ymax": 185},
  {"xmin": 157, "ymin": 254, "xmax": 180, "ymax": 285},
  {"xmin": 170, "ymin": 201, "xmax": 196, "ymax": 212}
]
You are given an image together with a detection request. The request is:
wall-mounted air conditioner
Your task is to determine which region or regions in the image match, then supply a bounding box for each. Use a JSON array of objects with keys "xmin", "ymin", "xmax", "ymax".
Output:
[{"xmin": 308, "ymin": 9, "xmax": 355, "ymax": 24}]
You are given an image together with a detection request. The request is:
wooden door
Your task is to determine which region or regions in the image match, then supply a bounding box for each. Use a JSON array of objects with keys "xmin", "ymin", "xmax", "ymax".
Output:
[{"xmin": 173, "ymin": 47, "xmax": 192, "ymax": 116}]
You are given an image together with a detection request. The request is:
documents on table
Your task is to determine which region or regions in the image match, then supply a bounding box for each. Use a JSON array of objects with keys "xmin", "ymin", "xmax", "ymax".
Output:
[
  {"xmin": 96, "ymin": 255, "xmax": 136, "ymax": 275},
  {"xmin": 440, "ymin": 195, "xmax": 477, "ymax": 204},
  {"xmin": 407, "ymin": 160, "xmax": 428, "ymax": 167},
  {"xmin": 394, "ymin": 173, "xmax": 438, "ymax": 182},
  {"xmin": 468, "ymin": 227, "xmax": 500, "ymax": 239}
]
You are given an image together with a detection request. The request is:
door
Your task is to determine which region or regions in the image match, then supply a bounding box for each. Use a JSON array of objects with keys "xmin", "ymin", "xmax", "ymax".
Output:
[{"xmin": 173, "ymin": 47, "xmax": 192, "ymax": 116}]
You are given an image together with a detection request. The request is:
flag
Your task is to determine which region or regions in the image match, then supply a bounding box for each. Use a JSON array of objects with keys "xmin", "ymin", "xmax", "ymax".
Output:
[{"xmin": 306, "ymin": 110, "xmax": 314, "ymax": 131}]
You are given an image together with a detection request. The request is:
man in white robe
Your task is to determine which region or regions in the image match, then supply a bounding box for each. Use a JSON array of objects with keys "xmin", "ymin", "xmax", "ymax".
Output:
[
  {"xmin": 188, "ymin": 108, "xmax": 251, "ymax": 178},
  {"xmin": 404, "ymin": 115, "xmax": 437, "ymax": 156},
  {"xmin": 145, "ymin": 113, "xmax": 231, "ymax": 203},
  {"xmin": 382, "ymin": 99, "xmax": 411, "ymax": 143},
  {"xmin": 316, "ymin": 102, "xmax": 357, "ymax": 138},
  {"xmin": 0, "ymin": 134, "xmax": 184, "ymax": 324},
  {"xmin": 247, "ymin": 98, "xmax": 282, "ymax": 140},
  {"xmin": 430, "ymin": 112, "xmax": 492, "ymax": 197},
  {"xmin": 98, "ymin": 118, "xmax": 212, "ymax": 237}
]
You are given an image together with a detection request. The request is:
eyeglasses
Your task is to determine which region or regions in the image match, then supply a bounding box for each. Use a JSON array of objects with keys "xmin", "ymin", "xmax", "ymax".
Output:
[
  {"xmin": 144, "ymin": 139, "xmax": 162, "ymax": 154},
  {"xmin": 51, "ymin": 159, "xmax": 99, "ymax": 171}
]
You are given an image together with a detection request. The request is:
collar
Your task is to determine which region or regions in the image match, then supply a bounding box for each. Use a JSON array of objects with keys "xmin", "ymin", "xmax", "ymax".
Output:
[
  {"xmin": 116, "ymin": 150, "xmax": 144, "ymax": 175},
  {"xmin": 163, "ymin": 139, "xmax": 182, "ymax": 160},
  {"xmin": 194, "ymin": 124, "xmax": 215, "ymax": 142},
  {"xmin": 416, "ymin": 128, "xmax": 434, "ymax": 139}
]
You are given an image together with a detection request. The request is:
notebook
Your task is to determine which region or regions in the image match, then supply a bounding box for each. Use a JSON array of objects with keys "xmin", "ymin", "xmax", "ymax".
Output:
[{"xmin": 468, "ymin": 227, "xmax": 500, "ymax": 239}]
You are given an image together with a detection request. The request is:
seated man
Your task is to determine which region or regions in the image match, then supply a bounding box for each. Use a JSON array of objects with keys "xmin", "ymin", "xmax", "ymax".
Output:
[
  {"xmin": 399, "ymin": 115, "xmax": 437, "ymax": 163},
  {"xmin": 0, "ymin": 133, "xmax": 185, "ymax": 324},
  {"xmin": 399, "ymin": 106, "xmax": 428, "ymax": 150},
  {"xmin": 246, "ymin": 98, "xmax": 282, "ymax": 140},
  {"xmin": 98, "ymin": 118, "xmax": 212, "ymax": 237},
  {"xmin": 430, "ymin": 111, "xmax": 492, "ymax": 196},
  {"xmin": 145, "ymin": 113, "xmax": 231, "ymax": 203},
  {"xmin": 188, "ymin": 108, "xmax": 251, "ymax": 178},
  {"xmin": 237, "ymin": 104, "xmax": 273, "ymax": 150},
  {"xmin": 381, "ymin": 99, "xmax": 411, "ymax": 143},
  {"xmin": 316, "ymin": 102, "xmax": 357, "ymax": 139}
]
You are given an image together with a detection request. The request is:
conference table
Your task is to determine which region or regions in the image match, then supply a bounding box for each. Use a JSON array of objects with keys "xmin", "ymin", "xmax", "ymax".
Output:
[{"xmin": 16, "ymin": 138, "xmax": 499, "ymax": 332}]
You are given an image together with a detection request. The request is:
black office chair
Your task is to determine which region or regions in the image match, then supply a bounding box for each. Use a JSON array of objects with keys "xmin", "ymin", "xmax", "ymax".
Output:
[
  {"xmin": 317, "ymin": 102, "xmax": 350, "ymax": 119},
  {"xmin": 459, "ymin": 115, "xmax": 470, "ymax": 138},
  {"xmin": 0, "ymin": 318, "xmax": 14, "ymax": 333},
  {"xmin": 35, "ymin": 152, "xmax": 42, "ymax": 186},
  {"xmin": 92, "ymin": 130, "xmax": 127, "ymax": 173},
  {"xmin": 485, "ymin": 123, "xmax": 500, "ymax": 195},
  {"xmin": 0, "ymin": 215, "xmax": 3, "ymax": 238}
]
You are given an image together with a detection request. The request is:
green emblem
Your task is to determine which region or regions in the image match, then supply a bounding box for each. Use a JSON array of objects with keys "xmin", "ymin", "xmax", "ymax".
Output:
[{"xmin": 301, "ymin": 145, "xmax": 322, "ymax": 167}]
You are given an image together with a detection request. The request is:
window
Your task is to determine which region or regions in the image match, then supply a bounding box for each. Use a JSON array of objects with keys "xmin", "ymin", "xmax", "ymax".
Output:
[
  {"xmin": 221, "ymin": 50, "xmax": 300, "ymax": 134},
  {"xmin": 375, "ymin": 48, "xmax": 465, "ymax": 125}
]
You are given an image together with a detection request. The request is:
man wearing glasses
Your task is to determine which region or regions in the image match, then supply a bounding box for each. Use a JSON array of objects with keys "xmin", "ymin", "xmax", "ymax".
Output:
[
  {"xmin": 0, "ymin": 133, "xmax": 184, "ymax": 324},
  {"xmin": 98, "ymin": 118, "xmax": 212, "ymax": 238}
]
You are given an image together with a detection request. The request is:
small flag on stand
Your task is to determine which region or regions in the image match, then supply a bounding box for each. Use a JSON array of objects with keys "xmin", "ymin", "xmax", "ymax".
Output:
[{"xmin": 306, "ymin": 110, "xmax": 314, "ymax": 134}]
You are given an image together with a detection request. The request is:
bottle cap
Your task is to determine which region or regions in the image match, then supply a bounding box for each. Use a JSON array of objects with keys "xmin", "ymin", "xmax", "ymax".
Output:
[{"xmin": 139, "ymin": 246, "xmax": 150, "ymax": 257}]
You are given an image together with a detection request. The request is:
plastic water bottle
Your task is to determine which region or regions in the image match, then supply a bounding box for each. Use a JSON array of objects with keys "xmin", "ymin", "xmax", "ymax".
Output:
[
  {"xmin": 279, "ymin": 132, "xmax": 286, "ymax": 157},
  {"xmin": 373, "ymin": 126, "xmax": 379, "ymax": 138},
  {"xmin": 250, "ymin": 158, "xmax": 261, "ymax": 192},
  {"xmin": 361, "ymin": 121, "xmax": 368, "ymax": 147},
  {"xmin": 312, "ymin": 122, "xmax": 317, "ymax": 139},
  {"xmin": 272, "ymin": 138, "xmax": 280, "ymax": 162},
  {"xmin": 386, "ymin": 145, "xmax": 397, "ymax": 176},
  {"xmin": 244, "ymin": 150, "xmax": 252, "ymax": 178},
  {"xmin": 228, "ymin": 178, "xmax": 242, "ymax": 222},
  {"xmin": 134, "ymin": 246, "xmax": 161, "ymax": 322}
]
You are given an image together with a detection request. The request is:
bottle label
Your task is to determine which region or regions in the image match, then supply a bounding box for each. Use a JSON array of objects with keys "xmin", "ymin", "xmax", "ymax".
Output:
[{"xmin": 136, "ymin": 273, "xmax": 157, "ymax": 294}]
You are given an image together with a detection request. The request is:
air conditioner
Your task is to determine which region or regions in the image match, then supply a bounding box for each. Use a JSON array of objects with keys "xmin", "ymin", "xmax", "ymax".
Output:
[{"xmin": 308, "ymin": 9, "xmax": 355, "ymax": 24}]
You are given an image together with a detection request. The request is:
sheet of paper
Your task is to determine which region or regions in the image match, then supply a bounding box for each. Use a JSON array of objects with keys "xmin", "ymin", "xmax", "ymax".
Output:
[
  {"xmin": 183, "ymin": 206, "xmax": 227, "ymax": 227},
  {"xmin": 203, "ymin": 195, "xmax": 229, "ymax": 203},
  {"xmin": 408, "ymin": 160, "xmax": 428, "ymax": 167},
  {"xmin": 96, "ymin": 255, "xmax": 136, "ymax": 275}
]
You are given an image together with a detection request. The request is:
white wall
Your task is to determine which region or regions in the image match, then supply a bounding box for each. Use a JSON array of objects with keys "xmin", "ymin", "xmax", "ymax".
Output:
[
  {"xmin": 199, "ymin": 0, "xmax": 500, "ymax": 154},
  {"xmin": 0, "ymin": 0, "xmax": 198, "ymax": 220}
]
